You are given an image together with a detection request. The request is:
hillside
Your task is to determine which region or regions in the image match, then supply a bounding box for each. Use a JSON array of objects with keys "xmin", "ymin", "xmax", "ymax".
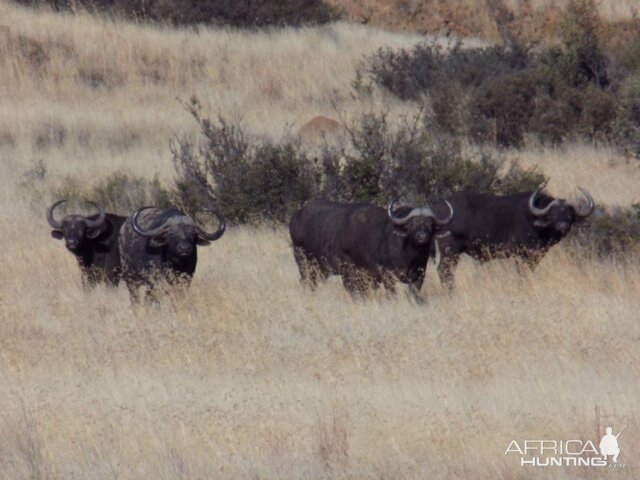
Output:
[
  {"xmin": 331, "ymin": 0, "xmax": 638, "ymax": 43},
  {"xmin": 1, "ymin": 2, "xmax": 639, "ymax": 479}
]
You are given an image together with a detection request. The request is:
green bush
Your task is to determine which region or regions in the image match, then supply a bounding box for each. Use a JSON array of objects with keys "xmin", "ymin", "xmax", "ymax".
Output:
[
  {"xmin": 529, "ymin": 91, "xmax": 580, "ymax": 145},
  {"xmin": 469, "ymin": 71, "xmax": 537, "ymax": 147},
  {"xmin": 559, "ymin": 0, "xmax": 609, "ymax": 88},
  {"xmin": 366, "ymin": 0, "xmax": 624, "ymax": 147},
  {"xmin": 171, "ymin": 101, "xmax": 546, "ymax": 223},
  {"xmin": 369, "ymin": 41, "xmax": 530, "ymax": 102},
  {"xmin": 85, "ymin": 173, "xmax": 172, "ymax": 214},
  {"xmin": 19, "ymin": 160, "xmax": 171, "ymax": 216},
  {"xmin": 50, "ymin": 173, "xmax": 171, "ymax": 216},
  {"xmin": 322, "ymin": 110, "xmax": 544, "ymax": 204},
  {"xmin": 172, "ymin": 98, "xmax": 319, "ymax": 223}
]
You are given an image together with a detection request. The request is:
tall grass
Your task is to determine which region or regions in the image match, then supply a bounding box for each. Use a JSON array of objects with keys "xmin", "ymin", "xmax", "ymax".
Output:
[
  {"xmin": 1, "ymin": 2, "xmax": 639, "ymax": 478},
  {"xmin": 1, "ymin": 208, "xmax": 639, "ymax": 478}
]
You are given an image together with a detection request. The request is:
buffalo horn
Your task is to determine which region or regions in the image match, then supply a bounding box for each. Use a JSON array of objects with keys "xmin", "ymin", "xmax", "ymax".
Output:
[{"xmin": 46, "ymin": 199, "xmax": 65, "ymax": 229}]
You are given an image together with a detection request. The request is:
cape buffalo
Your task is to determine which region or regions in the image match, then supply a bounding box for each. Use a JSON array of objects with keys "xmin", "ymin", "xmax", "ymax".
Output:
[
  {"xmin": 119, "ymin": 206, "xmax": 226, "ymax": 302},
  {"xmin": 47, "ymin": 200, "xmax": 126, "ymax": 288},
  {"xmin": 433, "ymin": 187, "xmax": 595, "ymax": 288},
  {"xmin": 289, "ymin": 198, "xmax": 454, "ymax": 295}
]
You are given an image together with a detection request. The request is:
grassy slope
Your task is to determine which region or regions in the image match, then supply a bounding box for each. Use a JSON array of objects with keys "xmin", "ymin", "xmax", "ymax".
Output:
[
  {"xmin": 331, "ymin": 0, "xmax": 639, "ymax": 41},
  {"xmin": 0, "ymin": 2, "xmax": 639, "ymax": 478}
]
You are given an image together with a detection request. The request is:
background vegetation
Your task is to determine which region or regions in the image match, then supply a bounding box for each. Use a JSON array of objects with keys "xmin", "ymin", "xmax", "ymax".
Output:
[
  {"xmin": 170, "ymin": 99, "xmax": 545, "ymax": 223},
  {"xmin": 1, "ymin": 0, "xmax": 639, "ymax": 478},
  {"xmin": 366, "ymin": 0, "xmax": 640, "ymax": 148},
  {"xmin": 14, "ymin": 0, "xmax": 340, "ymax": 27}
]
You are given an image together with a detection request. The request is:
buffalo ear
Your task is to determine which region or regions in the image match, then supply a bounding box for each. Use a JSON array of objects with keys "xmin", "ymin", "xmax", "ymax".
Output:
[
  {"xmin": 393, "ymin": 226, "xmax": 409, "ymax": 238},
  {"xmin": 51, "ymin": 230, "xmax": 64, "ymax": 240},
  {"xmin": 533, "ymin": 218, "xmax": 552, "ymax": 228},
  {"xmin": 196, "ymin": 238, "xmax": 211, "ymax": 246},
  {"xmin": 574, "ymin": 218, "xmax": 590, "ymax": 228},
  {"xmin": 149, "ymin": 235, "xmax": 168, "ymax": 248}
]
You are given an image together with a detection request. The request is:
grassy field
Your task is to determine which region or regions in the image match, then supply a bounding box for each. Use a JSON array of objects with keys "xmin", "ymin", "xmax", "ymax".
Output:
[
  {"xmin": 330, "ymin": 0, "xmax": 639, "ymax": 41},
  {"xmin": 1, "ymin": 2, "xmax": 639, "ymax": 479}
]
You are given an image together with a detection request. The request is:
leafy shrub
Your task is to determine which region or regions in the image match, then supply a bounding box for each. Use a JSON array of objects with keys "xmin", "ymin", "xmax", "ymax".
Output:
[
  {"xmin": 366, "ymin": 0, "xmax": 624, "ymax": 147},
  {"xmin": 16, "ymin": 0, "xmax": 340, "ymax": 27},
  {"xmin": 172, "ymin": 101, "xmax": 546, "ymax": 223},
  {"xmin": 469, "ymin": 71, "xmax": 537, "ymax": 147},
  {"xmin": 322, "ymin": 110, "xmax": 544, "ymax": 204},
  {"xmin": 19, "ymin": 161, "xmax": 170, "ymax": 216},
  {"xmin": 84, "ymin": 173, "xmax": 172, "ymax": 214},
  {"xmin": 578, "ymin": 85, "xmax": 616, "ymax": 140},
  {"xmin": 172, "ymin": 98, "xmax": 319, "ymax": 223},
  {"xmin": 559, "ymin": 0, "xmax": 608, "ymax": 88},
  {"xmin": 369, "ymin": 41, "xmax": 530, "ymax": 102}
]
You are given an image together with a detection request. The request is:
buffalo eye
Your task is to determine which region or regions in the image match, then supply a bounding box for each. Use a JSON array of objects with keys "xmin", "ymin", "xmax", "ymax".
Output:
[
  {"xmin": 533, "ymin": 218, "xmax": 552, "ymax": 228},
  {"xmin": 393, "ymin": 226, "xmax": 409, "ymax": 238},
  {"xmin": 149, "ymin": 235, "xmax": 168, "ymax": 248}
]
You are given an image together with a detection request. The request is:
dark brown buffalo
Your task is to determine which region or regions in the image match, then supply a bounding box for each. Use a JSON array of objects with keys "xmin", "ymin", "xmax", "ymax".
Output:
[
  {"xmin": 47, "ymin": 200, "xmax": 126, "ymax": 288},
  {"xmin": 433, "ymin": 187, "xmax": 595, "ymax": 288},
  {"xmin": 289, "ymin": 198, "xmax": 454, "ymax": 295},
  {"xmin": 119, "ymin": 206, "xmax": 226, "ymax": 302}
]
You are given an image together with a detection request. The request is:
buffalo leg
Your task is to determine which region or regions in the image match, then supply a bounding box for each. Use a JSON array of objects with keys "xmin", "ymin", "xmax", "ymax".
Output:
[
  {"xmin": 294, "ymin": 248, "xmax": 324, "ymax": 289},
  {"xmin": 341, "ymin": 271, "xmax": 362, "ymax": 296},
  {"xmin": 410, "ymin": 276, "xmax": 424, "ymax": 295},
  {"xmin": 436, "ymin": 236, "xmax": 464, "ymax": 290},
  {"xmin": 80, "ymin": 266, "xmax": 101, "ymax": 291},
  {"xmin": 515, "ymin": 253, "xmax": 542, "ymax": 274},
  {"xmin": 144, "ymin": 288, "xmax": 158, "ymax": 304},
  {"xmin": 126, "ymin": 281, "xmax": 141, "ymax": 303},
  {"xmin": 438, "ymin": 252, "xmax": 460, "ymax": 290},
  {"xmin": 124, "ymin": 275, "xmax": 154, "ymax": 304},
  {"xmin": 341, "ymin": 268, "xmax": 373, "ymax": 296},
  {"xmin": 382, "ymin": 273, "xmax": 397, "ymax": 294},
  {"xmin": 105, "ymin": 255, "xmax": 121, "ymax": 287}
]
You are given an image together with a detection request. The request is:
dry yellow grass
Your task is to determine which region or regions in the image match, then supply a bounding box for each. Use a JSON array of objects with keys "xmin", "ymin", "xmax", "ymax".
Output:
[
  {"xmin": 0, "ymin": 1, "xmax": 432, "ymax": 178},
  {"xmin": 1, "ymin": 2, "xmax": 639, "ymax": 479},
  {"xmin": 508, "ymin": 144, "xmax": 640, "ymax": 206},
  {"xmin": 332, "ymin": 0, "xmax": 638, "ymax": 39}
]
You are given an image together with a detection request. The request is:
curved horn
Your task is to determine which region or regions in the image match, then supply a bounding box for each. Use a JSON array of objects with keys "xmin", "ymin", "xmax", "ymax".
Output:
[
  {"xmin": 435, "ymin": 200, "xmax": 455, "ymax": 225},
  {"xmin": 388, "ymin": 198, "xmax": 451, "ymax": 225},
  {"xmin": 82, "ymin": 201, "xmax": 106, "ymax": 229},
  {"xmin": 528, "ymin": 189, "xmax": 561, "ymax": 217},
  {"xmin": 131, "ymin": 206, "xmax": 167, "ymax": 237},
  {"xmin": 195, "ymin": 208, "xmax": 226, "ymax": 241},
  {"xmin": 388, "ymin": 198, "xmax": 414, "ymax": 225},
  {"xmin": 574, "ymin": 187, "xmax": 595, "ymax": 218},
  {"xmin": 46, "ymin": 200, "xmax": 65, "ymax": 229}
]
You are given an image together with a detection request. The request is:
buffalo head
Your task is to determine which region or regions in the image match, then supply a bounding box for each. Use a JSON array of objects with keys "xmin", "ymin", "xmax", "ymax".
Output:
[
  {"xmin": 131, "ymin": 206, "xmax": 225, "ymax": 260},
  {"xmin": 47, "ymin": 200, "xmax": 106, "ymax": 252},
  {"xmin": 528, "ymin": 187, "xmax": 595, "ymax": 235},
  {"xmin": 388, "ymin": 198, "xmax": 454, "ymax": 245}
]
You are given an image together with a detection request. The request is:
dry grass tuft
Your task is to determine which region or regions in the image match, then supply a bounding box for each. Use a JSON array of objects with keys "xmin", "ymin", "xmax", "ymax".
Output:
[{"xmin": 1, "ymin": 2, "xmax": 639, "ymax": 478}]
